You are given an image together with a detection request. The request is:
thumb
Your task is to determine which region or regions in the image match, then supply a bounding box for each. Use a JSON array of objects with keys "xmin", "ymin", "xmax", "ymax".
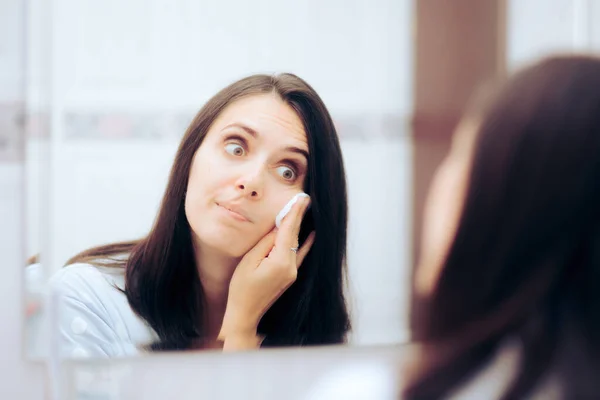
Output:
[{"xmin": 241, "ymin": 230, "xmax": 277, "ymax": 265}]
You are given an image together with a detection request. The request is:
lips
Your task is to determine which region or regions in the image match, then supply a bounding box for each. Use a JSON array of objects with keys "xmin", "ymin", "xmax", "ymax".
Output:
[{"xmin": 216, "ymin": 202, "xmax": 251, "ymax": 222}]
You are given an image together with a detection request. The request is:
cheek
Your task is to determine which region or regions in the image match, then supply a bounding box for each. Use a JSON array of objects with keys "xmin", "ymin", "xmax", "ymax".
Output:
[
  {"xmin": 186, "ymin": 150, "xmax": 224, "ymax": 198},
  {"xmin": 416, "ymin": 160, "xmax": 467, "ymax": 295},
  {"xmin": 252, "ymin": 197, "xmax": 283, "ymax": 234},
  {"xmin": 251, "ymin": 189, "xmax": 302, "ymax": 233},
  {"xmin": 184, "ymin": 153, "xmax": 217, "ymax": 222}
]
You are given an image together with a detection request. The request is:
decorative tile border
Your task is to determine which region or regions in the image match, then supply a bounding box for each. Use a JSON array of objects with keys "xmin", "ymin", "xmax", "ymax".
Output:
[
  {"xmin": 63, "ymin": 111, "xmax": 408, "ymax": 141},
  {"xmin": 25, "ymin": 112, "xmax": 50, "ymax": 139},
  {"xmin": 64, "ymin": 112, "xmax": 193, "ymax": 140},
  {"xmin": 0, "ymin": 103, "xmax": 25, "ymax": 163}
]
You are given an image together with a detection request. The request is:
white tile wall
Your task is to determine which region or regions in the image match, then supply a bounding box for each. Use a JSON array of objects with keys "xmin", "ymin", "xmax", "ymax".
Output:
[{"xmin": 507, "ymin": 0, "xmax": 600, "ymax": 71}]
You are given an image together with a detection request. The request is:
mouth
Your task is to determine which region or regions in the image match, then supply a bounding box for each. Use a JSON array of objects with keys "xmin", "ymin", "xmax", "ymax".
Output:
[{"xmin": 216, "ymin": 202, "xmax": 251, "ymax": 223}]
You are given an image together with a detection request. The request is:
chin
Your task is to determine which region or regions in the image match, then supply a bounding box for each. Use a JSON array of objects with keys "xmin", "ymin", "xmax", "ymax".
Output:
[
  {"xmin": 194, "ymin": 228, "xmax": 252, "ymax": 258},
  {"xmin": 217, "ymin": 242, "xmax": 248, "ymax": 258}
]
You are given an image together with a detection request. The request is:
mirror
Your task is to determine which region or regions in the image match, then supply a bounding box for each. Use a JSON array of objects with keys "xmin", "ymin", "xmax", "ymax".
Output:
[{"xmin": 24, "ymin": 0, "xmax": 414, "ymax": 360}]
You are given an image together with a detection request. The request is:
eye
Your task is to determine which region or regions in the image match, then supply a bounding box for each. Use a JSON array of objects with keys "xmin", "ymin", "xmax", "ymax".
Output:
[
  {"xmin": 225, "ymin": 143, "xmax": 245, "ymax": 156},
  {"xmin": 276, "ymin": 165, "xmax": 297, "ymax": 181}
]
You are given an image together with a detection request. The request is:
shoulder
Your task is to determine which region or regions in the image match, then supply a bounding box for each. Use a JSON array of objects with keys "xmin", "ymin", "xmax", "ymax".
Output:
[
  {"xmin": 47, "ymin": 263, "xmax": 151, "ymax": 358},
  {"xmin": 48, "ymin": 263, "xmax": 125, "ymax": 300},
  {"xmin": 48, "ymin": 262, "xmax": 135, "ymax": 327}
]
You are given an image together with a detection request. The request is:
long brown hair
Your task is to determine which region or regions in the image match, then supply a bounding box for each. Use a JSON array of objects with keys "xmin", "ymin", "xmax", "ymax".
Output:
[
  {"xmin": 67, "ymin": 73, "xmax": 351, "ymax": 350},
  {"xmin": 405, "ymin": 55, "xmax": 600, "ymax": 399}
]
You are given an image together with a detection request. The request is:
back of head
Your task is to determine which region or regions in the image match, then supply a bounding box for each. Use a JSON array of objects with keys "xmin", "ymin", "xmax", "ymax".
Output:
[{"xmin": 406, "ymin": 55, "xmax": 600, "ymax": 399}]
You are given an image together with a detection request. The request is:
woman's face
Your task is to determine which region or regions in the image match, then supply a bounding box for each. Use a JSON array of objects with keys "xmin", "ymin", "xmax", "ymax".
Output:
[
  {"xmin": 185, "ymin": 93, "xmax": 309, "ymax": 258},
  {"xmin": 415, "ymin": 118, "xmax": 479, "ymax": 296}
]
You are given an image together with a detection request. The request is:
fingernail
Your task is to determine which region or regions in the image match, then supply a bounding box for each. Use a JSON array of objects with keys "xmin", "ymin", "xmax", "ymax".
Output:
[{"xmin": 298, "ymin": 193, "xmax": 309, "ymax": 202}]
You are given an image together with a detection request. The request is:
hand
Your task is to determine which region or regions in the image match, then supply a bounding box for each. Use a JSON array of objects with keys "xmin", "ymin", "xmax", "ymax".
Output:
[{"xmin": 219, "ymin": 196, "xmax": 315, "ymax": 346}]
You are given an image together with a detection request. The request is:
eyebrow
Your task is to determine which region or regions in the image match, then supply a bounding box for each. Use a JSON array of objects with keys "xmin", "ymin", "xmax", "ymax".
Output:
[{"xmin": 223, "ymin": 123, "xmax": 310, "ymax": 162}]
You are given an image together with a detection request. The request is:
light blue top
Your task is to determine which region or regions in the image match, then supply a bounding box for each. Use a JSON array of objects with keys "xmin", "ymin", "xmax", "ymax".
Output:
[{"xmin": 47, "ymin": 263, "xmax": 159, "ymax": 359}]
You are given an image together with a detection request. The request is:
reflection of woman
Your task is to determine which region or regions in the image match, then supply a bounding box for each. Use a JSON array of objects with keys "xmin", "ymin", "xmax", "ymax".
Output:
[
  {"xmin": 304, "ymin": 55, "xmax": 600, "ymax": 399},
  {"xmin": 406, "ymin": 55, "xmax": 600, "ymax": 398},
  {"xmin": 49, "ymin": 73, "xmax": 351, "ymax": 357}
]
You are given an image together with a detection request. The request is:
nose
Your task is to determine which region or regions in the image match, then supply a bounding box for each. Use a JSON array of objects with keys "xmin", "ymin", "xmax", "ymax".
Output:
[
  {"xmin": 235, "ymin": 169, "xmax": 264, "ymax": 200},
  {"xmin": 237, "ymin": 183, "xmax": 260, "ymax": 198}
]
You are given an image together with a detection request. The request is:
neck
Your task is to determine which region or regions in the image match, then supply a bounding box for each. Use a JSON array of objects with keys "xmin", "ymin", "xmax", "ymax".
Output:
[{"xmin": 193, "ymin": 239, "xmax": 241, "ymax": 341}]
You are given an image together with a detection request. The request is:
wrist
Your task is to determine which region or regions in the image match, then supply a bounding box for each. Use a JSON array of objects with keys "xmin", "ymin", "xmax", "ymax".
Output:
[
  {"xmin": 218, "ymin": 311, "xmax": 259, "ymax": 342},
  {"xmin": 221, "ymin": 330, "xmax": 264, "ymax": 351}
]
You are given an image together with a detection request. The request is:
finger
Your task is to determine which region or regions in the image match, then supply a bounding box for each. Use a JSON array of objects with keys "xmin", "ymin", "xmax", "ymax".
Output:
[
  {"xmin": 290, "ymin": 197, "xmax": 311, "ymax": 241},
  {"xmin": 275, "ymin": 196, "xmax": 311, "ymax": 251},
  {"xmin": 295, "ymin": 231, "xmax": 315, "ymax": 269},
  {"xmin": 241, "ymin": 230, "xmax": 277, "ymax": 265}
]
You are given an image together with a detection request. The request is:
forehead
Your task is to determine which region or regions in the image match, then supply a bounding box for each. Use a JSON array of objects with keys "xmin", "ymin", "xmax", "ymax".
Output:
[{"xmin": 210, "ymin": 94, "xmax": 308, "ymax": 147}]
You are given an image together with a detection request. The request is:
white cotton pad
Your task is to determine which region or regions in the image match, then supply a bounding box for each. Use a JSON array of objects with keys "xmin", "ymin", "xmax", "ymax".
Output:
[{"xmin": 275, "ymin": 192, "xmax": 310, "ymax": 228}]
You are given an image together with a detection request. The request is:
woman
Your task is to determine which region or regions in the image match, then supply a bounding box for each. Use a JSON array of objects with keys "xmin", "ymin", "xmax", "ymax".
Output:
[
  {"xmin": 405, "ymin": 55, "xmax": 600, "ymax": 398},
  {"xmin": 48, "ymin": 73, "xmax": 351, "ymax": 357},
  {"xmin": 303, "ymin": 54, "xmax": 600, "ymax": 400}
]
